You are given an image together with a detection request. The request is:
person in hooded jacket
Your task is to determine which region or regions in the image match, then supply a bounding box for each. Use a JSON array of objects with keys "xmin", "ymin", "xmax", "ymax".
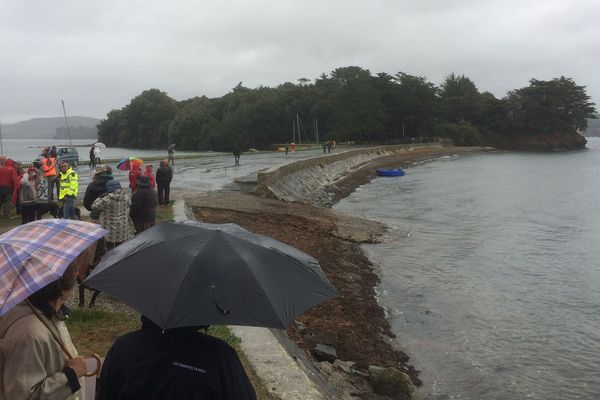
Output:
[
  {"xmin": 155, "ymin": 159, "xmax": 173, "ymax": 207},
  {"xmin": 96, "ymin": 315, "xmax": 256, "ymax": 400},
  {"xmin": 83, "ymin": 165, "xmax": 114, "ymax": 223},
  {"xmin": 18, "ymin": 168, "xmax": 42, "ymax": 224},
  {"xmin": 128, "ymin": 164, "xmax": 142, "ymax": 194},
  {"xmin": 129, "ymin": 175, "xmax": 157, "ymax": 234},
  {"xmin": 143, "ymin": 164, "xmax": 156, "ymax": 189},
  {"xmin": 91, "ymin": 180, "xmax": 134, "ymax": 250}
]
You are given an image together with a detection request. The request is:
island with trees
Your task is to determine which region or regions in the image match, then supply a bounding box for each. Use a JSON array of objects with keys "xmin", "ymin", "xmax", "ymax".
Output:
[{"xmin": 97, "ymin": 66, "xmax": 597, "ymax": 151}]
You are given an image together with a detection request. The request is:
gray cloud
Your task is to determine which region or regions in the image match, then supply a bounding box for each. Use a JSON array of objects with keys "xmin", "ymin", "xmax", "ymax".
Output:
[{"xmin": 1, "ymin": 0, "xmax": 599, "ymax": 123}]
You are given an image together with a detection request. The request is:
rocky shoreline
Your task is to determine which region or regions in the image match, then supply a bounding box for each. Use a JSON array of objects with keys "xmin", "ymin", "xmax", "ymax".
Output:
[{"xmin": 186, "ymin": 146, "xmax": 487, "ymax": 399}]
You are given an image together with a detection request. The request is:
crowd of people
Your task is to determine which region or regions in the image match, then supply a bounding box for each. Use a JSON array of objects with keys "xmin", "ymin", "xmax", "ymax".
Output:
[
  {"xmin": 0, "ymin": 151, "xmax": 62, "ymax": 224},
  {"xmin": 0, "ymin": 148, "xmax": 258, "ymax": 399},
  {"xmin": 0, "ymin": 145, "xmax": 175, "ymax": 230}
]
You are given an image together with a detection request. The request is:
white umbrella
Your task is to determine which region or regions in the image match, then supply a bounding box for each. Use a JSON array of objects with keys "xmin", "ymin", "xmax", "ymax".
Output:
[{"xmin": 94, "ymin": 142, "xmax": 106, "ymax": 148}]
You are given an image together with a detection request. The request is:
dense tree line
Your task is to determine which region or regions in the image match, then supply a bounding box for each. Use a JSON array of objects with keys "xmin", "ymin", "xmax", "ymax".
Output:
[{"xmin": 97, "ymin": 67, "xmax": 597, "ymax": 150}]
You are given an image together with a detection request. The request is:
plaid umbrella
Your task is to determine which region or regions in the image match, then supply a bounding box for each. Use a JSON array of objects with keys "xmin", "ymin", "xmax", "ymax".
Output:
[{"xmin": 0, "ymin": 219, "xmax": 108, "ymax": 316}]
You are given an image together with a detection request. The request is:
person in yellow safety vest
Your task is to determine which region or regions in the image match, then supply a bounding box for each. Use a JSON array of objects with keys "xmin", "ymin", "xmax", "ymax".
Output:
[
  {"xmin": 58, "ymin": 161, "xmax": 78, "ymax": 219},
  {"xmin": 40, "ymin": 151, "xmax": 58, "ymax": 201}
]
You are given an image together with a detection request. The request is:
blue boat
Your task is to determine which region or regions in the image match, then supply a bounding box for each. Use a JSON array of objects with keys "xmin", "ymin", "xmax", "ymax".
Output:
[{"xmin": 376, "ymin": 168, "xmax": 405, "ymax": 177}]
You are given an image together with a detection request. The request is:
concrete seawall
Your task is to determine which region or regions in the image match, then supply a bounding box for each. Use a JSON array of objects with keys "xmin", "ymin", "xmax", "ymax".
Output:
[{"xmin": 255, "ymin": 143, "xmax": 447, "ymax": 207}]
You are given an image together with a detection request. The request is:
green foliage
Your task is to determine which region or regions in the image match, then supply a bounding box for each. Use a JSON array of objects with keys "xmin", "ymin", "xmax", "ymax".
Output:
[
  {"xmin": 393, "ymin": 72, "xmax": 438, "ymax": 138},
  {"xmin": 439, "ymin": 73, "xmax": 483, "ymax": 123},
  {"xmin": 98, "ymin": 89, "xmax": 178, "ymax": 149},
  {"xmin": 326, "ymin": 66, "xmax": 386, "ymax": 142},
  {"xmin": 433, "ymin": 122, "xmax": 482, "ymax": 146},
  {"xmin": 207, "ymin": 325, "xmax": 241, "ymax": 347},
  {"xmin": 97, "ymin": 68, "xmax": 597, "ymax": 150},
  {"xmin": 504, "ymin": 77, "xmax": 596, "ymax": 136}
]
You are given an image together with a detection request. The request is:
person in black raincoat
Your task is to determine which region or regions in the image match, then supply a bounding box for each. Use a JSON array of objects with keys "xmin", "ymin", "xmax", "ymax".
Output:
[
  {"xmin": 96, "ymin": 316, "xmax": 257, "ymax": 400},
  {"xmin": 155, "ymin": 159, "xmax": 173, "ymax": 207},
  {"xmin": 83, "ymin": 165, "xmax": 113, "ymax": 223},
  {"xmin": 129, "ymin": 175, "xmax": 157, "ymax": 234},
  {"xmin": 233, "ymin": 145, "xmax": 241, "ymax": 166}
]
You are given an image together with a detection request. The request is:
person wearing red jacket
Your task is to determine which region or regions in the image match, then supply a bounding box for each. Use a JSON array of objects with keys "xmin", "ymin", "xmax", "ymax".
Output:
[
  {"xmin": 0, "ymin": 156, "xmax": 19, "ymax": 218},
  {"xmin": 128, "ymin": 164, "xmax": 142, "ymax": 194},
  {"xmin": 143, "ymin": 165, "xmax": 156, "ymax": 189}
]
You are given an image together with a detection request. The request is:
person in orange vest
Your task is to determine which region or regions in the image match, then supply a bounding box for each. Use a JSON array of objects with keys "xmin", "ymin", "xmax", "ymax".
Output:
[{"xmin": 40, "ymin": 148, "xmax": 58, "ymax": 202}]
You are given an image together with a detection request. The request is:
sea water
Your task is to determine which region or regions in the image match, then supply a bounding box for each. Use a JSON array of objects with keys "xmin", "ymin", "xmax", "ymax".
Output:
[
  {"xmin": 335, "ymin": 138, "xmax": 600, "ymax": 399},
  {"xmin": 0, "ymin": 138, "xmax": 205, "ymax": 163}
]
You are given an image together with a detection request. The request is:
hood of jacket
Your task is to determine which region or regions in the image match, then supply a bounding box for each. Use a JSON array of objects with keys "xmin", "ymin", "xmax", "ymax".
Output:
[{"xmin": 0, "ymin": 303, "xmax": 32, "ymax": 338}]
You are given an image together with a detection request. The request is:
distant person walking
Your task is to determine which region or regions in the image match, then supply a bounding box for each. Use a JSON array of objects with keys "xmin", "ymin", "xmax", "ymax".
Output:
[
  {"xmin": 168, "ymin": 145, "xmax": 175, "ymax": 166},
  {"xmin": 233, "ymin": 145, "xmax": 241, "ymax": 166},
  {"xmin": 156, "ymin": 159, "xmax": 173, "ymax": 207},
  {"xmin": 89, "ymin": 145, "xmax": 96, "ymax": 168},
  {"xmin": 93, "ymin": 145, "xmax": 102, "ymax": 166}
]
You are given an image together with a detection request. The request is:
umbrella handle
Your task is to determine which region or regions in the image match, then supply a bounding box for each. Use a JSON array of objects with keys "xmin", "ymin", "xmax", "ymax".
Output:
[
  {"xmin": 26, "ymin": 301, "xmax": 102, "ymax": 377},
  {"xmin": 84, "ymin": 354, "xmax": 102, "ymax": 377}
]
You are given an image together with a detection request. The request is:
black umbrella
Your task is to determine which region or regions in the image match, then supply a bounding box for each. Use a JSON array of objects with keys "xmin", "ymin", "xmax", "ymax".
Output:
[{"xmin": 84, "ymin": 221, "xmax": 337, "ymax": 329}]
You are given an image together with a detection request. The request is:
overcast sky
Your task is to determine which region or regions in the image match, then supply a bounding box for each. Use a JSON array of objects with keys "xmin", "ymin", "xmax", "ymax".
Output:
[{"xmin": 1, "ymin": 0, "xmax": 599, "ymax": 123}]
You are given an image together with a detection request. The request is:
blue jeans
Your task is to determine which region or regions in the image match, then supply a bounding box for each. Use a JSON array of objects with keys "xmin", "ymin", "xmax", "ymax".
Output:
[{"xmin": 61, "ymin": 196, "xmax": 76, "ymax": 220}]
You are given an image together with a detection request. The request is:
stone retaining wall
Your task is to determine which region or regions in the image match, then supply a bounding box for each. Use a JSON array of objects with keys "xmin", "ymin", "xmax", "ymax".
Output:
[{"xmin": 255, "ymin": 143, "xmax": 445, "ymax": 207}]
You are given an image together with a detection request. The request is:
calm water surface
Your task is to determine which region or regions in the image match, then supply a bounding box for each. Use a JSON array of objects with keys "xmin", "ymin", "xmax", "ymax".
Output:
[
  {"xmin": 335, "ymin": 138, "xmax": 600, "ymax": 399},
  {"xmin": 0, "ymin": 138, "xmax": 205, "ymax": 163}
]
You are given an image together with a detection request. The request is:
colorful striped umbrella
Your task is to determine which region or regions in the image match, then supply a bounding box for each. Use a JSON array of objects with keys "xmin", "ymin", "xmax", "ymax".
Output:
[
  {"xmin": 0, "ymin": 219, "xmax": 108, "ymax": 316},
  {"xmin": 117, "ymin": 157, "xmax": 143, "ymax": 170}
]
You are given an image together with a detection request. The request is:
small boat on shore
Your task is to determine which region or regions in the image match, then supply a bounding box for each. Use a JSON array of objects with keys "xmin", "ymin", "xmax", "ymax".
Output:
[{"xmin": 376, "ymin": 168, "xmax": 405, "ymax": 177}]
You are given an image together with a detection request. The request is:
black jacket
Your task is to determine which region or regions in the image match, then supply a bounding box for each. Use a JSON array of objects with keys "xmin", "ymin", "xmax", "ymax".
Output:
[
  {"xmin": 96, "ymin": 317, "xmax": 256, "ymax": 400},
  {"xmin": 129, "ymin": 187, "xmax": 157, "ymax": 225},
  {"xmin": 83, "ymin": 173, "xmax": 113, "ymax": 211},
  {"xmin": 155, "ymin": 165, "xmax": 173, "ymax": 184}
]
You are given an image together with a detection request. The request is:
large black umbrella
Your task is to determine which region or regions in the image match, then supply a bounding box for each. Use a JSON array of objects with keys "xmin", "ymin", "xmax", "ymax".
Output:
[{"xmin": 84, "ymin": 221, "xmax": 337, "ymax": 329}]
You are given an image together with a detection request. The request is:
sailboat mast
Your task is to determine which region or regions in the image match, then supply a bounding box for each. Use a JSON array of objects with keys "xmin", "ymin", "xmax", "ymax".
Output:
[
  {"xmin": 297, "ymin": 114, "xmax": 301, "ymax": 146},
  {"xmin": 61, "ymin": 100, "xmax": 72, "ymax": 146}
]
